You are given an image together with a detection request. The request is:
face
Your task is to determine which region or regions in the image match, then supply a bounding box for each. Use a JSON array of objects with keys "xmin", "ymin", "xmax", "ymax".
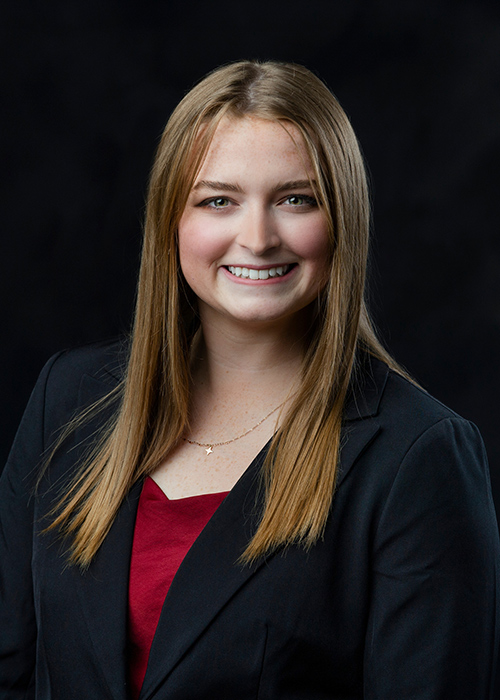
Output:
[{"xmin": 178, "ymin": 116, "xmax": 330, "ymax": 333}]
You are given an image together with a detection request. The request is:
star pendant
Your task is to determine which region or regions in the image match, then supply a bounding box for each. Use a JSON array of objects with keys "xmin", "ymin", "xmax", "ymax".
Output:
[{"xmin": 205, "ymin": 446, "xmax": 213, "ymax": 455}]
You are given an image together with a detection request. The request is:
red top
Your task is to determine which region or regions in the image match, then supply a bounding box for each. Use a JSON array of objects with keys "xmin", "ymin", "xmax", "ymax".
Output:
[{"xmin": 128, "ymin": 476, "xmax": 229, "ymax": 700}]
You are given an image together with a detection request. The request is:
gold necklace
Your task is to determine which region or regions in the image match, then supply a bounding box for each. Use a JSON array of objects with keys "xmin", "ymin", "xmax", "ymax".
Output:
[{"xmin": 183, "ymin": 400, "xmax": 287, "ymax": 455}]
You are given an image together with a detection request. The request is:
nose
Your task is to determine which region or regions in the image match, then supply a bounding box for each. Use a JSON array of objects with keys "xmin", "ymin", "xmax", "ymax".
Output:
[{"xmin": 236, "ymin": 205, "xmax": 280, "ymax": 256}]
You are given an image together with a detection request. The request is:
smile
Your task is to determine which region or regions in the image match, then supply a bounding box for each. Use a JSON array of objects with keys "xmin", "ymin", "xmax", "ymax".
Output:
[{"xmin": 226, "ymin": 264, "xmax": 293, "ymax": 280}]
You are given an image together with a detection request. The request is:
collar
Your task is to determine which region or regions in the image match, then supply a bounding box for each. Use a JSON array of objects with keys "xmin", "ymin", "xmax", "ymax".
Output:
[{"xmin": 343, "ymin": 352, "xmax": 390, "ymax": 422}]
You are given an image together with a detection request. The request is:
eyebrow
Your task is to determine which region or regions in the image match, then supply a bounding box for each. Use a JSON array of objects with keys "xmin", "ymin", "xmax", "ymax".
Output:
[
  {"xmin": 192, "ymin": 179, "xmax": 317, "ymax": 193},
  {"xmin": 193, "ymin": 180, "xmax": 242, "ymax": 193}
]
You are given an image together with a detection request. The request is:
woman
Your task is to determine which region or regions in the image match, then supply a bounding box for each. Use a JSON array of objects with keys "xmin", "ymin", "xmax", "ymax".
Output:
[{"xmin": 1, "ymin": 60, "xmax": 499, "ymax": 699}]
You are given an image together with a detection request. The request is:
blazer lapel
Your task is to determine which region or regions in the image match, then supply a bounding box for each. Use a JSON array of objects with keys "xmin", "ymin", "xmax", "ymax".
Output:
[
  {"xmin": 140, "ymin": 444, "xmax": 268, "ymax": 700},
  {"xmin": 336, "ymin": 419, "xmax": 381, "ymax": 488},
  {"xmin": 343, "ymin": 352, "xmax": 389, "ymax": 423},
  {"xmin": 75, "ymin": 480, "xmax": 142, "ymax": 700},
  {"xmin": 336, "ymin": 354, "xmax": 388, "ymax": 486},
  {"xmin": 71, "ymin": 371, "xmax": 138, "ymax": 700}
]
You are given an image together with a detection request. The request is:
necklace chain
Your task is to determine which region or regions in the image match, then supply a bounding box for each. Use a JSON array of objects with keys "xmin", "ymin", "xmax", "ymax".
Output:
[{"xmin": 183, "ymin": 400, "xmax": 287, "ymax": 455}]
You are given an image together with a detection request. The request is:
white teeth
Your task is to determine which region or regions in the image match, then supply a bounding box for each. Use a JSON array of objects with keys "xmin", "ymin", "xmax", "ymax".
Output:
[{"xmin": 227, "ymin": 265, "xmax": 291, "ymax": 279}]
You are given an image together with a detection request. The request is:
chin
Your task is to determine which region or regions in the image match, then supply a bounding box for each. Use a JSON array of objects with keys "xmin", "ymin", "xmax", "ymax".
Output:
[{"xmin": 222, "ymin": 304, "xmax": 313, "ymax": 329}]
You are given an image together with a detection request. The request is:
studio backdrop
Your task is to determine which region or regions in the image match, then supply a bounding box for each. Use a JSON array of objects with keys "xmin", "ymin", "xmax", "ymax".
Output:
[{"xmin": 1, "ymin": 0, "xmax": 499, "ymax": 514}]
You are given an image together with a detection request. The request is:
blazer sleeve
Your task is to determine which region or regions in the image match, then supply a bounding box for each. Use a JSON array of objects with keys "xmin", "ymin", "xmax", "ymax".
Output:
[
  {"xmin": 364, "ymin": 416, "xmax": 500, "ymax": 699},
  {"xmin": 0, "ymin": 352, "xmax": 64, "ymax": 699}
]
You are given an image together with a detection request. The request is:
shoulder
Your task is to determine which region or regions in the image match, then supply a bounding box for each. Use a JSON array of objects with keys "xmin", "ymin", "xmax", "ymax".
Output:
[
  {"xmin": 2, "ymin": 339, "xmax": 127, "ymax": 492},
  {"xmin": 355, "ymin": 353, "xmax": 475, "ymax": 432},
  {"xmin": 346, "ymin": 358, "xmax": 496, "ymax": 545},
  {"xmin": 371, "ymin": 362, "xmax": 491, "ymax": 504},
  {"xmin": 386, "ymin": 369, "xmax": 487, "ymax": 469},
  {"xmin": 382, "ymin": 366, "xmax": 466, "ymax": 426},
  {"xmin": 346, "ymin": 354, "xmax": 488, "ymax": 477},
  {"xmin": 36, "ymin": 338, "xmax": 127, "ymax": 446},
  {"xmin": 42, "ymin": 337, "xmax": 127, "ymax": 390}
]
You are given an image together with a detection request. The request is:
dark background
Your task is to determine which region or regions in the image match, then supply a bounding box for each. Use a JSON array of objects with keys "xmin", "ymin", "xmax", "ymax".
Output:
[{"xmin": 1, "ymin": 0, "xmax": 499, "ymax": 516}]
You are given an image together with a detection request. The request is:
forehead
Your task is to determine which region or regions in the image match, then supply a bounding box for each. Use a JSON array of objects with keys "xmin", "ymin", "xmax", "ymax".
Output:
[{"xmin": 195, "ymin": 116, "xmax": 314, "ymax": 179}]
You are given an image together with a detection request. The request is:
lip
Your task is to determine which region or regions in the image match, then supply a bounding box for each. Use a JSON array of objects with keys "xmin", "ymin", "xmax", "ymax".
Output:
[
  {"xmin": 220, "ymin": 263, "xmax": 297, "ymax": 285},
  {"xmin": 223, "ymin": 263, "xmax": 296, "ymax": 270}
]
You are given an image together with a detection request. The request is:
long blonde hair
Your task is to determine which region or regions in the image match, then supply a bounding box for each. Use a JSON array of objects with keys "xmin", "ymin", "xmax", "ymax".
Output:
[{"xmin": 48, "ymin": 60, "xmax": 401, "ymax": 567}]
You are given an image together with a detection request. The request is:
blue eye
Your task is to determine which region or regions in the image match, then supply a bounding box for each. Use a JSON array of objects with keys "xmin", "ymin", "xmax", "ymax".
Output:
[
  {"xmin": 285, "ymin": 195, "xmax": 317, "ymax": 207},
  {"xmin": 208, "ymin": 197, "xmax": 230, "ymax": 208}
]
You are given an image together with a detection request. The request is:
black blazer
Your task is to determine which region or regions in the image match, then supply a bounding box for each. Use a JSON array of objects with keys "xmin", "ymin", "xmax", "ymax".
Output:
[{"xmin": 1, "ymin": 341, "xmax": 499, "ymax": 699}]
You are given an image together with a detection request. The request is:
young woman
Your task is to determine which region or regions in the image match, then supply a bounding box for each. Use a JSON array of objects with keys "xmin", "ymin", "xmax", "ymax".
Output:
[{"xmin": 1, "ymin": 60, "xmax": 499, "ymax": 699}]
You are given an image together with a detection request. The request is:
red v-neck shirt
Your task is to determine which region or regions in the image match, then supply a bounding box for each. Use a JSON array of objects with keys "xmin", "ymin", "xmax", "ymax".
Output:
[{"xmin": 128, "ymin": 476, "xmax": 229, "ymax": 699}]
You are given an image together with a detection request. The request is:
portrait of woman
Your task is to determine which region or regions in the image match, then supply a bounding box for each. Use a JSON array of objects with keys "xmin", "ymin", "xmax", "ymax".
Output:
[{"xmin": 1, "ymin": 60, "xmax": 499, "ymax": 699}]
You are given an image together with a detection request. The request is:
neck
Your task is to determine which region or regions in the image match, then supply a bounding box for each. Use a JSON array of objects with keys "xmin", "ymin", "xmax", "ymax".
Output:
[{"xmin": 191, "ymin": 311, "xmax": 311, "ymax": 400}]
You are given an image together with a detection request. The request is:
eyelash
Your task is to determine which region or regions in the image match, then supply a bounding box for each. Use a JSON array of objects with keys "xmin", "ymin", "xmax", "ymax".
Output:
[
  {"xmin": 284, "ymin": 195, "xmax": 317, "ymax": 207},
  {"xmin": 201, "ymin": 197, "xmax": 231, "ymax": 209},
  {"xmin": 199, "ymin": 194, "xmax": 318, "ymax": 209}
]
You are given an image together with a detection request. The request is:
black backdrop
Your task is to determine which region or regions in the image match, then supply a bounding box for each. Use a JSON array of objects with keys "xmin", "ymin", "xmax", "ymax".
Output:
[{"xmin": 2, "ymin": 0, "xmax": 499, "ymax": 516}]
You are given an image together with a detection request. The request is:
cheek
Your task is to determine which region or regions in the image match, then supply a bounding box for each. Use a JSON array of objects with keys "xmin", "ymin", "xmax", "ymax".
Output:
[
  {"xmin": 292, "ymin": 218, "xmax": 331, "ymax": 268},
  {"xmin": 178, "ymin": 217, "xmax": 230, "ymax": 278}
]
